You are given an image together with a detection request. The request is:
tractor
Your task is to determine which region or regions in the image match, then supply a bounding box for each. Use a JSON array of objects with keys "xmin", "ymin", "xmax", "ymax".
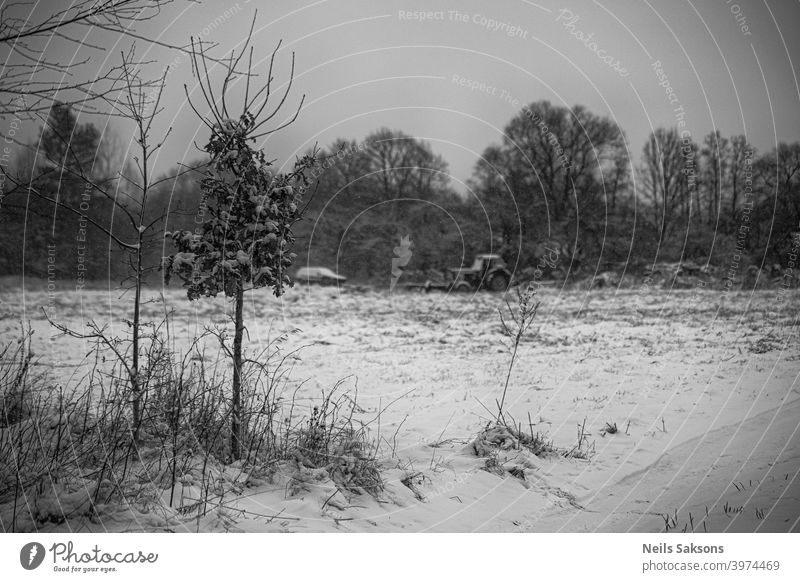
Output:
[{"xmin": 447, "ymin": 254, "xmax": 512, "ymax": 292}]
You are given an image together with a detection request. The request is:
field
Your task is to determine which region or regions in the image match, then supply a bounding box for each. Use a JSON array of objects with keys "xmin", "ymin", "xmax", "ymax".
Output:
[{"xmin": 1, "ymin": 281, "xmax": 799, "ymax": 532}]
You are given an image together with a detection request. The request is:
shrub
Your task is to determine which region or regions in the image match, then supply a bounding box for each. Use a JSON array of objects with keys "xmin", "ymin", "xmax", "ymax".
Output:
[
  {"xmin": 289, "ymin": 388, "xmax": 383, "ymax": 496},
  {"xmin": 0, "ymin": 321, "xmax": 385, "ymax": 532}
]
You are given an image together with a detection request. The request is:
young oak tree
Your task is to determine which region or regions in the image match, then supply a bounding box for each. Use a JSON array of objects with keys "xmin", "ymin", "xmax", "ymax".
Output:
[{"xmin": 163, "ymin": 27, "xmax": 320, "ymax": 460}]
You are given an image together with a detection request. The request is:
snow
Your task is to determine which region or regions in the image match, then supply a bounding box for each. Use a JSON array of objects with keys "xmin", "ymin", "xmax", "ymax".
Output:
[
  {"xmin": 171, "ymin": 252, "xmax": 196, "ymax": 269},
  {"xmin": 235, "ymin": 250, "xmax": 250, "ymax": 265},
  {"xmin": 1, "ymin": 283, "xmax": 798, "ymax": 532}
]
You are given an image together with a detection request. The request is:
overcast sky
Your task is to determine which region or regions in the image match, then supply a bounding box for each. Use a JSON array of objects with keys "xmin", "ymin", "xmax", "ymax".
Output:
[{"xmin": 12, "ymin": 0, "xmax": 800, "ymax": 189}]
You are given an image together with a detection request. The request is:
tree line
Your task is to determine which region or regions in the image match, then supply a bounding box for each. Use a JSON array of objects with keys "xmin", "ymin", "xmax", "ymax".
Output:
[{"xmin": 2, "ymin": 99, "xmax": 799, "ymax": 286}]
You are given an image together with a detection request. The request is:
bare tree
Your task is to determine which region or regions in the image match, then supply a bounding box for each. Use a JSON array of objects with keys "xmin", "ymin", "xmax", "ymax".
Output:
[
  {"xmin": 639, "ymin": 127, "xmax": 695, "ymax": 241},
  {"xmin": 470, "ymin": 100, "xmax": 625, "ymax": 265},
  {"xmin": 0, "ymin": 0, "xmax": 203, "ymax": 118},
  {"xmin": 728, "ymin": 134, "xmax": 752, "ymax": 222},
  {"xmin": 469, "ymin": 144, "xmax": 524, "ymax": 251},
  {"xmin": 700, "ymin": 130, "xmax": 730, "ymax": 227},
  {"xmin": 365, "ymin": 128, "xmax": 449, "ymax": 203},
  {"xmin": 603, "ymin": 146, "xmax": 630, "ymax": 213},
  {"xmin": 758, "ymin": 142, "xmax": 800, "ymax": 259},
  {"xmin": 0, "ymin": 48, "xmax": 202, "ymax": 433}
]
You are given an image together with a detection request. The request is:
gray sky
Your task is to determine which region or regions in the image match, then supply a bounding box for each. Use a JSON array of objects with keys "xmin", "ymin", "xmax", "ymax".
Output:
[{"xmin": 12, "ymin": 0, "xmax": 800, "ymax": 189}]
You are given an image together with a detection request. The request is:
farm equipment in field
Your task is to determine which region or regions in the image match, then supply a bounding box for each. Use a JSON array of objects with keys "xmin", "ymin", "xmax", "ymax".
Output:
[
  {"xmin": 446, "ymin": 253, "xmax": 512, "ymax": 292},
  {"xmin": 296, "ymin": 266, "xmax": 347, "ymax": 285},
  {"xmin": 398, "ymin": 254, "xmax": 512, "ymax": 293}
]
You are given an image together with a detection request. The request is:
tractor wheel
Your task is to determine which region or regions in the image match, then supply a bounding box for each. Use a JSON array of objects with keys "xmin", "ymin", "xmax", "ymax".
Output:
[
  {"xmin": 488, "ymin": 272, "xmax": 510, "ymax": 292},
  {"xmin": 451, "ymin": 281, "xmax": 473, "ymax": 293}
]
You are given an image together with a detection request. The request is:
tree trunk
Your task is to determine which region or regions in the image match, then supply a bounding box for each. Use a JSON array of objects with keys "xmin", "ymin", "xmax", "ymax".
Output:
[
  {"xmin": 131, "ymin": 248, "xmax": 142, "ymax": 437},
  {"xmin": 231, "ymin": 286, "xmax": 245, "ymax": 460},
  {"xmin": 709, "ymin": 170, "xmax": 718, "ymax": 226}
]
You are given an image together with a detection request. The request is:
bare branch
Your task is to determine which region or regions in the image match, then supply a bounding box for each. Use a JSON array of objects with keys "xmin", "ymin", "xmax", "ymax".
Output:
[
  {"xmin": 1, "ymin": 171, "xmax": 137, "ymax": 250},
  {"xmin": 0, "ymin": 1, "xmax": 237, "ymax": 118}
]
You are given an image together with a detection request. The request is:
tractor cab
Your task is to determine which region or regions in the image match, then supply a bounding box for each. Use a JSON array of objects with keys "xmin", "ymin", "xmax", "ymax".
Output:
[{"xmin": 448, "ymin": 253, "xmax": 511, "ymax": 292}]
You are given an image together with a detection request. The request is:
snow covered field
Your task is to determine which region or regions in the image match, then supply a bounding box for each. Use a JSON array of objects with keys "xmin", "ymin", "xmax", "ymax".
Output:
[{"xmin": 1, "ymin": 282, "xmax": 799, "ymax": 532}]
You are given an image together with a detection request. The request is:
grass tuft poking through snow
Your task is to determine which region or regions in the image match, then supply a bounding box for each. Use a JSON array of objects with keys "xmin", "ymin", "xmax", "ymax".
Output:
[
  {"xmin": 469, "ymin": 286, "xmax": 593, "ymax": 486},
  {"xmin": 288, "ymin": 386, "xmax": 383, "ymax": 497}
]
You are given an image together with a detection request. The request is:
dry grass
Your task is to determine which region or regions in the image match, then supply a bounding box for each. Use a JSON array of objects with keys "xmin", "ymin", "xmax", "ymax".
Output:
[
  {"xmin": 287, "ymin": 384, "xmax": 383, "ymax": 496},
  {"xmin": 470, "ymin": 285, "xmax": 595, "ymax": 469},
  {"xmin": 0, "ymin": 316, "xmax": 385, "ymax": 532}
]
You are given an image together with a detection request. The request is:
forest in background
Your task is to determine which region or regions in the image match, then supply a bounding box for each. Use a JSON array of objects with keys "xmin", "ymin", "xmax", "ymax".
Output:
[{"xmin": 2, "ymin": 99, "xmax": 799, "ymax": 287}]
